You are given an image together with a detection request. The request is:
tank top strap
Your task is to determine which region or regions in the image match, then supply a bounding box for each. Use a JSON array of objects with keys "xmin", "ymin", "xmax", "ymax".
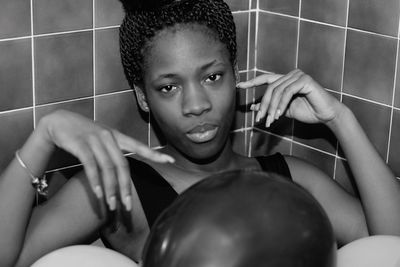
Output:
[
  {"xmin": 127, "ymin": 157, "xmax": 178, "ymax": 228},
  {"xmin": 255, "ymin": 153, "xmax": 293, "ymax": 181}
]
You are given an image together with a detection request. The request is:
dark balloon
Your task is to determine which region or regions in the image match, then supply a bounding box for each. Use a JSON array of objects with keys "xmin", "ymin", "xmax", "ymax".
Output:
[{"xmin": 142, "ymin": 170, "xmax": 336, "ymax": 267}]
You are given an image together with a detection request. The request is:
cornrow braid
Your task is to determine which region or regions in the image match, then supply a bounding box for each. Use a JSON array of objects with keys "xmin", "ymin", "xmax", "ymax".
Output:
[{"xmin": 119, "ymin": 0, "xmax": 237, "ymax": 88}]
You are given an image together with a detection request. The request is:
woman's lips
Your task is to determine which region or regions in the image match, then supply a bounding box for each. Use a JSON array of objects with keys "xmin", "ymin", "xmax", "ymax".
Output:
[{"xmin": 186, "ymin": 124, "xmax": 219, "ymax": 143}]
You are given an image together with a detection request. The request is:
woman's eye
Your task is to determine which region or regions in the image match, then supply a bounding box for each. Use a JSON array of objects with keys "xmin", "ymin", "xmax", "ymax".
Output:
[
  {"xmin": 160, "ymin": 85, "xmax": 177, "ymax": 94},
  {"xmin": 205, "ymin": 74, "xmax": 222, "ymax": 83}
]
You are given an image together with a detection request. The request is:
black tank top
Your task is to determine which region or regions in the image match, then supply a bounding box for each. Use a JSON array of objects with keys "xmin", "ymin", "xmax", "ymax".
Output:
[{"xmin": 128, "ymin": 153, "xmax": 292, "ymax": 228}]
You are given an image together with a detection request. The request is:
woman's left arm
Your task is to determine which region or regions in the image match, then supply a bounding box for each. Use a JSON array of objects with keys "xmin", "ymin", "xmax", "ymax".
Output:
[
  {"xmin": 237, "ymin": 69, "xmax": 400, "ymax": 236},
  {"xmin": 324, "ymin": 100, "xmax": 400, "ymax": 235}
]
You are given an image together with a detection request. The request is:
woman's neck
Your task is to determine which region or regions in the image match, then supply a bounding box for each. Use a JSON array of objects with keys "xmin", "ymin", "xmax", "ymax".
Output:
[{"xmin": 161, "ymin": 141, "xmax": 241, "ymax": 175}]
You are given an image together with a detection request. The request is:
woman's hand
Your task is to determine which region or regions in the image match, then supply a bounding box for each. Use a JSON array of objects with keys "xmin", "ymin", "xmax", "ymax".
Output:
[
  {"xmin": 237, "ymin": 69, "xmax": 344, "ymax": 127},
  {"xmin": 37, "ymin": 110, "xmax": 174, "ymax": 212}
]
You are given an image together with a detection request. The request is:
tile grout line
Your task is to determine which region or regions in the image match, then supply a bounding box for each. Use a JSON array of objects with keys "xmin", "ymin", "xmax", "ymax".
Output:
[
  {"xmin": 30, "ymin": 0, "xmax": 39, "ymax": 205},
  {"xmin": 333, "ymin": 0, "xmax": 350, "ymax": 180},
  {"xmin": 258, "ymin": 9, "xmax": 398, "ymax": 40},
  {"xmin": 148, "ymin": 112, "xmax": 152, "ymax": 148},
  {"xmin": 255, "ymin": 68, "xmax": 400, "ymax": 109},
  {"xmin": 248, "ymin": 0, "xmax": 260, "ymax": 157},
  {"xmin": 30, "ymin": 28, "xmax": 94, "ymax": 38},
  {"xmin": 0, "ymin": 93, "xmax": 133, "ymax": 121},
  {"xmin": 294, "ymin": 2, "xmax": 301, "ymax": 69},
  {"xmin": 96, "ymin": 89, "xmax": 133, "ymax": 97},
  {"xmin": 0, "ymin": 107, "xmax": 33, "ymax": 115},
  {"xmin": 385, "ymin": 4, "xmax": 400, "ymax": 163},
  {"xmin": 28, "ymin": 89, "xmax": 133, "ymax": 110},
  {"xmin": 341, "ymin": 92, "xmax": 394, "ymax": 108},
  {"xmin": 300, "ymin": 17, "xmax": 347, "ymax": 30},
  {"xmin": 0, "ymin": 36, "xmax": 31, "ymax": 42},
  {"xmin": 0, "ymin": 25, "xmax": 121, "ymax": 43},
  {"xmin": 93, "ymin": 0, "xmax": 97, "ymax": 121},
  {"xmin": 253, "ymin": 127, "xmax": 346, "ymax": 160},
  {"xmin": 232, "ymin": 127, "xmax": 253, "ymax": 133},
  {"xmin": 35, "ymin": 96, "xmax": 95, "ymax": 108},
  {"xmin": 232, "ymin": 9, "xmax": 257, "ymax": 14},
  {"xmin": 30, "ymin": 0, "xmax": 36, "ymax": 128},
  {"xmin": 95, "ymin": 25, "xmax": 120, "ymax": 30},
  {"xmin": 254, "ymin": 0, "xmax": 259, "ymax": 74},
  {"xmin": 290, "ymin": 0, "xmax": 302, "ymax": 156},
  {"xmin": 244, "ymin": 0, "xmax": 252, "ymax": 156},
  {"xmin": 346, "ymin": 25, "xmax": 398, "ymax": 40}
]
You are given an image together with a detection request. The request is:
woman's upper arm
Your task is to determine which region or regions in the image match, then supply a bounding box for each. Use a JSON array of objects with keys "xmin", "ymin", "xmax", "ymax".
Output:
[
  {"xmin": 15, "ymin": 171, "xmax": 109, "ymax": 266},
  {"xmin": 284, "ymin": 155, "xmax": 368, "ymax": 245}
]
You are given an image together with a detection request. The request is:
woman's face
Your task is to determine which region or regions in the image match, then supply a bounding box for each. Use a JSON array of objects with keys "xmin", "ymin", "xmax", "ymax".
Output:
[{"xmin": 141, "ymin": 25, "xmax": 236, "ymax": 161}]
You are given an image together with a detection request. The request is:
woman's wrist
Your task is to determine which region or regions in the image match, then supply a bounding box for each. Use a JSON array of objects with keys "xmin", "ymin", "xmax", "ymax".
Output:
[
  {"xmin": 18, "ymin": 116, "xmax": 56, "ymax": 176},
  {"xmin": 35, "ymin": 114, "xmax": 56, "ymax": 149},
  {"xmin": 325, "ymin": 103, "xmax": 353, "ymax": 132}
]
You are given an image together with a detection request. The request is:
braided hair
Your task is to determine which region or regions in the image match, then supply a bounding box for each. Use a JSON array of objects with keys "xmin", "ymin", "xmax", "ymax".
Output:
[{"xmin": 119, "ymin": 0, "xmax": 237, "ymax": 88}]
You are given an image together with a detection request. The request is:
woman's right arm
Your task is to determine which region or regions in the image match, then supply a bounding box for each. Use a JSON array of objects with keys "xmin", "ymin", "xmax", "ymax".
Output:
[
  {"xmin": 11, "ymin": 170, "xmax": 109, "ymax": 267},
  {"xmin": 0, "ymin": 114, "xmax": 55, "ymax": 266},
  {"xmin": 0, "ymin": 110, "xmax": 174, "ymax": 266}
]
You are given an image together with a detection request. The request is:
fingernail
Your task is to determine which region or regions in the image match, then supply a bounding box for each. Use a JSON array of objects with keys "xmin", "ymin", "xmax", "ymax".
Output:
[
  {"xmin": 275, "ymin": 109, "xmax": 281, "ymax": 120},
  {"xmin": 250, "ymin": 104, "xmax": 256, "ymax": 111},
  {"xmin": 108, "ymin": 196, "xmax": 117, "ymax": 211},
  {"xmin": 94, "ymin": 185, "xmax": 103, "ymax": 199},
  {"xmin": 162, "ymin": 154, "xmax": 175, "ymax": 163},
  {"xmin": 269, "ymin": 116, "xmax": 275, "ymax": 127},
  {"xmin": 124, "ymin": 195, "xmax": 132, "ymax": 211},
  {"xmin": 256, "ymin": 112, "xmax": 261, "ymax": 123},
  {"xmin": 266, "ymin": 115, "xmax": 271, "ymax": 128}
]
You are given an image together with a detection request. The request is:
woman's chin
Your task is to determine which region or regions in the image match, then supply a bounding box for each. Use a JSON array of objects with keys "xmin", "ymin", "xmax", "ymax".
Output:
[{"xmin": 184, "ymin": 143, "xmax": 229, "ymax": 164}]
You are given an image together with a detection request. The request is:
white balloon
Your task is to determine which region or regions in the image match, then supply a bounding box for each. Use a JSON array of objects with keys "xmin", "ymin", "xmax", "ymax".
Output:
[
  {"xmin": 337, "ymin": 235, "xmax": 400, "ymax": 267},
  {"xmin": 32, "ymin": 245, "xmax": 138, "ymax": 267}
]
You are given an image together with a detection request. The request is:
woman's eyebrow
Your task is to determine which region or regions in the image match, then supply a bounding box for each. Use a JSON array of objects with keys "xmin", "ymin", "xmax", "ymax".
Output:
[
  {"xmin": 155, "ymin": 73, "xmax": 179, "ymax": 80},
  {"xmin": 153, "ymin": 60, "xmax": 226, "ymax": 81},
  {"xmin": 200, "ymin": 60, "xmax": 225, "ymax": 71}
]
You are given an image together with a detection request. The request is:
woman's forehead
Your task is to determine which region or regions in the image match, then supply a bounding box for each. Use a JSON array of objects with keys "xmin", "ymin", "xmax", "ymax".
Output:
[{"xmin": 144, "ymin": 27, "xmax": 231, "ymax": 77}]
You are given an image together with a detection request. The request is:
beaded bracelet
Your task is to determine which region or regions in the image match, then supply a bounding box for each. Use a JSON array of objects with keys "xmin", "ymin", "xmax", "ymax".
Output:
[{"xmin": 15, "ymin": 150, "xmax": 48, "ymax": 196}]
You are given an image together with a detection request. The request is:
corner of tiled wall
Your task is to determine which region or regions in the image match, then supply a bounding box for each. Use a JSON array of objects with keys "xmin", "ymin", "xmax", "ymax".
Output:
[{"xmin": 251, "ymin": 0, "xmax": 400, "ymax": 190}]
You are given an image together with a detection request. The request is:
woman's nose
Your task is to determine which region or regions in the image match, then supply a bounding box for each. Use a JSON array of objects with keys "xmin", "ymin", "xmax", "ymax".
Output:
[{"xmin": 182, "ymin": 83, "xmax": 212, "ymax": 116}]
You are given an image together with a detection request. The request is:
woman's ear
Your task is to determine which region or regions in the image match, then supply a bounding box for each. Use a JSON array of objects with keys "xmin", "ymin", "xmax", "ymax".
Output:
[{"xmin": 134, "ymin": 85, "xmax": 149, "ymax": 112}]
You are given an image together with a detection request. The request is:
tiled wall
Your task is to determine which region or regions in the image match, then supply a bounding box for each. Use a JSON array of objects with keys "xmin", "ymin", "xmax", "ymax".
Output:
[
  {"xmin": 251, "ymin": 0, "xmax": 400, "ymax": 193},
  {"xmin": 1, "ymin": 0, "xmax": 399, "ymax": 192},
  {"xmin": 0, "ymin": 0, "xmax": 255, "ymax": 173}
]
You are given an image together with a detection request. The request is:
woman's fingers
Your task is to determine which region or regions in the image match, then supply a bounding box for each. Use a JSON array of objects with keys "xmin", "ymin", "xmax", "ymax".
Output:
[
  {"xmin": 266, "ymin": 71, "xmax": 303, "ymax": 125},
  {"xmin": 250, "ymin": 70, "xmax": 311, "ymax": 127},
  {"xmin": 100, "ymin": 131, "xmax": 133, "ymax": 211},
  {"xmin": 114, "ymin": 131, "xmax": 175, "ymax": 163},
  {"xmin": 87, "ymin": 134, "xmax": 118, "ymax": 211},
  {"xmin": 256, "ymin": 71, "xmax": 296, "ymax": 124},
  {"xmin": 84, "ymin": 130, "xmax": 174, "ymax": 212},
  {"xmin": 276, "ymin": 77, "xmax": 308, "ymax": 119},
  {"xmin": 250, "ymin": 103, "xmax": 260, "ymax": 111},
  {"xmin": 236, "ymin": 72, "xmax": 283, "ymax": 89},
  {"xmin": 46, "ymin": 111, "xmax": 171, "ymax": 213},
  {"xmin": 237, "ymin": 71, "xmax": 293, "ymax": 125},
  {"xmin": 68, "ymin": 142, "xmax": 103, "ymax": 200}
]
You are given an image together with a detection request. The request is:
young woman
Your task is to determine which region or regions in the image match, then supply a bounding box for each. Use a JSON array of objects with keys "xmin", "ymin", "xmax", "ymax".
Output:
[{"xmin": 1, "ymin": 0, "xmax": 399, "ymax": 266}]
